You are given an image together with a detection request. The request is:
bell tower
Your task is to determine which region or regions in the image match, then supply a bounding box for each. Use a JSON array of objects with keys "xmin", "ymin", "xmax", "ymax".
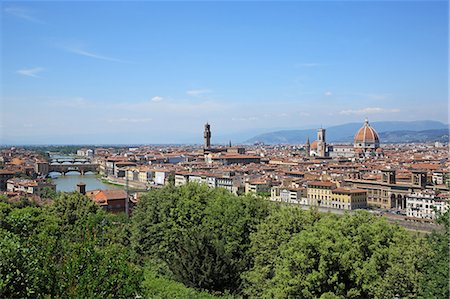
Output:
[
  {"xmin": 317, "ymin": 128, "xmax": 326, "ymax": 157},
  {"xmin": 204, "ymin": 123, "xmax": 211, "ymax": 149}
]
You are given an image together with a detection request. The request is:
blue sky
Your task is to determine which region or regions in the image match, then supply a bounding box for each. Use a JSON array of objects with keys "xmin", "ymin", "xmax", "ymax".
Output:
[{"xmin": 1, "ymin": 1, "xmax": 448, "ymax": 144}]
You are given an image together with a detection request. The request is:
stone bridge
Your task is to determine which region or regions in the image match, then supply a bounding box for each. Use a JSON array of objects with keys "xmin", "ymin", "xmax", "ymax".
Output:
[
  {"xmin": 51, "ymin": 158, "xmax": 91, "ymax": 164},
  {"xmin": 49, "ymin": 163, "xmax": 98, "ymax": 175}
]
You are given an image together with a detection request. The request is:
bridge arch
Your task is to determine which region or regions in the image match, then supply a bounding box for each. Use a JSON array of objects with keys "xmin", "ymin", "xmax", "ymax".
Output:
[{"xmin": 48, "ymin": 163, "xmax": 98, "ymax": 176}]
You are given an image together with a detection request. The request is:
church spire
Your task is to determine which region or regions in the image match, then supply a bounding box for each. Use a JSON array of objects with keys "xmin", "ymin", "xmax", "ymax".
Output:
[{"xmin": 305, "ymin": 137, "xmax": 311, "ymax": 158}]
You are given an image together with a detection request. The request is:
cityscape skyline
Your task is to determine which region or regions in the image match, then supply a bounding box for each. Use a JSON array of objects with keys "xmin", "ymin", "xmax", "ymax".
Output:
[
  {"xmin": 1, "ymin": 2, "xmax": 449, "ymax": 297},
  {"xmin": 1, "ymin": 1, "xmax": 448, "ymax": 144}
]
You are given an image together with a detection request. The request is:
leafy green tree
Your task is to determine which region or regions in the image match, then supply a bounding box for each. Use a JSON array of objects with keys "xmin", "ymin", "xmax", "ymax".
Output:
[
  {"xmin": 242, "ymin": 206, "xmax": 321, "ymax": 297},
  {"xmin": 41, "ymin": 186, "xmax": 57, "ymax": 200},
  {"xmin": 0, "ymin": 202, "xmax": 11, "ymax": 228},
  {"xmin": 54, "ymin": 240, "xmax": 141, "ymax": 298},
  {"xmin": 419, "ymin": 204, "xmax": 450, "ymax": 298},
  {"xmin": 0, "ymin": 229, "xmax": 31, "ymax": 298},
  {"xmin": 131, "ymin": 184, "xmax": 179, "ymax": 260},
  {"xmin": 0, "ymin": 204, "xmax": 61, "ymax": 298},
  {"xmin": 131, "ymin": 183, "xmax": 271, "ymax": 293},
  {"xmin": 47, "ymin": 192, "xmax": 100, "ymax": 235},
  {"xmin": 167, "ymin": 173, "xmax": 176, "ymax": 186},
  {"xmin": 0, "ymin": 192, "xmax": 142, "ymax": 298},
  {"xmin": 244, "ymin": 211, "xmax": 430, "ymax": 299},
  {"xmin": 0, "ymin": 194, "xmax": 8, "ymax": 203},
  {"xmin": 169, "ymin": 229, "xmax": 234, "ymax": 291},
  {"xmin": 142, "ymin": 267, "xmax": 225, "ymax": 299},
  {"xmin": 256, "ymin": 191, "xmax": 271, "ymax": 198}
]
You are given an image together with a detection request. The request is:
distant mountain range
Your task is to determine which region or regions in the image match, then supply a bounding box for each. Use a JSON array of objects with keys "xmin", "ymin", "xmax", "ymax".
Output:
[
  {"xmin": 245, "ymin": 120, "xmax": 449, "ymax": 144},
  {"xmin": 378, "ymin": 129, "xmax": 449, "ymax": 143}
]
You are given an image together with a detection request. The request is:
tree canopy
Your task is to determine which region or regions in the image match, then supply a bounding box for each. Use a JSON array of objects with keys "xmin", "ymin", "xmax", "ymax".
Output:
[
  {"xmin": 0, "ymin": 193, "xmax": 141, "ymax": 298},
  {"xmin": 1, "ymin": 185, "xmax": 448, "ymax": 298},
  {"xmin": 131, "ymin": 183, "xmax": 271, "ymax": 293}
]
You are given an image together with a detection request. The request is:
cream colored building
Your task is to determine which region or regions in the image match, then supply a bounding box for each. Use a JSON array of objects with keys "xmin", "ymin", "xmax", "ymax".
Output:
[
  {"xmin": 331, "ymin": 188, "xmax": 367, "ymax": 210},
  {"xmin": 138, "ymin": 169, "xmax": 152, "ymax": 183},
  {"xmin": 307, "ymin": 181, "xmax": 336, "ymax": 207},
  {"xmin": 245, "ymin": 180, "xmax": 271, "ymax": 195},
  {"xmin": 307, "ymin": 181, "xmax": 367, "ymax": 210},
  {"xmin": 175, "ymin": 172, "xmax": 189, "ymax": 186}
]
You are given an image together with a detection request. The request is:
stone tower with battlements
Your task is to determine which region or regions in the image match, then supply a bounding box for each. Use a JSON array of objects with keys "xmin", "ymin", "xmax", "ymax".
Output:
[{"xmin": 204, "ymin": 123, "xmax": 211, "ymax": 149}]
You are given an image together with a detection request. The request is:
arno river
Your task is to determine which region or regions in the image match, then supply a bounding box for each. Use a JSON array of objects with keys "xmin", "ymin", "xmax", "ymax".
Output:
[
  {"xmin": 49, "ymin": 154, "xmax": 122, "ymax": 192},
  {"xmin": 49, "ymin": 173, "xmax": 122, "ymax": 192}
]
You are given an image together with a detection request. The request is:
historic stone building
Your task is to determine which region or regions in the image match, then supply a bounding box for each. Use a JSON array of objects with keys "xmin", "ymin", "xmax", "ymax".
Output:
[
  {"xmin": 310, "ymin": 128, "xmax": 329, "ymax": 157},
  {"xmin": 308, "ymin": 119, "xmax": 382, "ymax": 158},
  {"xmin": 353, "ymin": 118, "xmax": 382, "ymax": 157},
  {"xmin": 204, "ymin": 122, "xmax": 211, "ymax": 149},
  {"xmin": 345, "ymin": 169, "xmax": 427, "ymax": 209}
]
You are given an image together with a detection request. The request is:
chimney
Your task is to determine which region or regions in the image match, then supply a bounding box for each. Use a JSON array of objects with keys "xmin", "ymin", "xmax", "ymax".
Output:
[{"xmin": 77, "ymin": 182, "xmax": 86, "ymax": 195}]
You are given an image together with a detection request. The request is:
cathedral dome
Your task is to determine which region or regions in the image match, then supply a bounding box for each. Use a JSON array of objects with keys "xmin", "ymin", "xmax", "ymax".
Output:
[{"xmin": 354, "ymin": 118, "xmax": 380, "ymax": 148}]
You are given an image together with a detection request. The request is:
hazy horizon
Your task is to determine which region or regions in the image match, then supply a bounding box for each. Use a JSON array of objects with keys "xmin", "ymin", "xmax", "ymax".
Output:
[{"xmin": 1, "ymin": 119, "xmax": 447, "ymax": 146}]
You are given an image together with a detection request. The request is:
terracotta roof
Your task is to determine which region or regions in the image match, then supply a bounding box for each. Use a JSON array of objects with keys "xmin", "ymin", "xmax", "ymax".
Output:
[
  {"xmin": 87, "ymin": 189, "xmax": 127, "ymax": 205},
  {"xmin": 248, "ymin": 179, "xmax": 270, "ymax": 185},
  {"xmin": 411, "ymin": 163, "xmax": 440, "ymax": 170},
  {"xmin": 307, "ymin": 181, "xmax": 336, "ymax": 188},
  {"xmin": 115, "ymin": 161, "xmax": 137, "ymax": 166},
  {"xmin": 98, "ymin": 189, "xmax": 127, "ymax": 200},
  {"xmin": 333, "ymin": 188, "xmax": 367, "ymax": 194},
  {"xmin": 212, "ymin": 154, "xmax": 260, "ymax": 159},
  {"xmin": 0, "ymin": 169, "xmax": 15, "ymax": 175},
  {"xmin": 354, "ymin": 119, "xmax": 379, "ymax": 144}
]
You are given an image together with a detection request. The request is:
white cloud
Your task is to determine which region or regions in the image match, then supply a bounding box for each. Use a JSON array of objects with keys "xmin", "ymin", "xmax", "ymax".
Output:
[
  {"xmin": 186, "ymin": 89, "xmax": 212, "ymax": 96},
  {"xmin": 16, "ymin": 67, "xmax": 45, "ymax": 78},
  {"xmin": 60, "ymin": 44, "xmax": 127, "ymax": 63},
  {"xmin": 151, "ymin": 96, "xmax": 163, "ymax": 102},
  {"xmin": 107, "ymin": 118, "xmax": 152, "ymax": 123},
  {"xmin": 339, "ymin": 107, "xmax": 400, "ymax": 115},
  {"xmin": 324, "ymin": 91, "xmax": 333, "ymax": 96},
  {"xmin": 4, "ymin": 6, "xmax": 43, "ymax": 23}
]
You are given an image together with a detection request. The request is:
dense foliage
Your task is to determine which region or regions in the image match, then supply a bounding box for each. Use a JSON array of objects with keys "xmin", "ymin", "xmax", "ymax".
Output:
[
  {"xmin": 131, "ymin": 183, "xmax": 270, "ymax": 293},
  {"xmin": 0, "ymin": 194, "xmax": 141, "ymax": 298},
  {"xmin": 1, "ymin": 185, "xmax": 448, "ymax": 298},
  {"xmin": 419, "ymin": 206, "xmax": 450, "ymax": 298},
  {"xmin": 244, "ymin": 209, "xmax": 431, "ymax": 298}
]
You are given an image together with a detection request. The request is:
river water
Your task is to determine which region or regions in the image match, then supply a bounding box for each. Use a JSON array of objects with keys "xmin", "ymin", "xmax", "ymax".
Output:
[
  {"xmin": 48, "ymin": 154, "xmax": 122, "ymax": 192},
  {"xmin": 50, "ymin": 173, "xmax": 122, "ymax": 192}
]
